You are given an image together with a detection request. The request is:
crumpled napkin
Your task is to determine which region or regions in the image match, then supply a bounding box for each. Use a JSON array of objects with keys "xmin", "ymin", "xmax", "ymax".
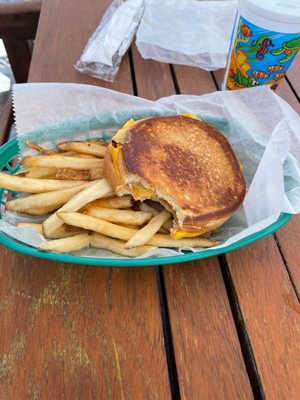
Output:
[{"xmin": 136, "ymin": 0, "xmax": 237, "ymax": 71}]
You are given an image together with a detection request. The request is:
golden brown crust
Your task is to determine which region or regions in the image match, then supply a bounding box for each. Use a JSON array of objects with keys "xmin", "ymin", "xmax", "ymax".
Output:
[{"xmin": 105, "ymin": 116, "xmax": 246, "ymax": 231}]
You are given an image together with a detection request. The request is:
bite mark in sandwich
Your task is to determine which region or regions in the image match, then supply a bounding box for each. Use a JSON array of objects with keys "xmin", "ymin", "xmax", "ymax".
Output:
[{"xmin": 104, "ymin": 115, "xmax": 246, "ymax": 239}]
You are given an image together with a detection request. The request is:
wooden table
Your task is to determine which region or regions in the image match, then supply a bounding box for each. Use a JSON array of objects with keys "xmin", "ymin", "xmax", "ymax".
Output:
[{"xmin": 1, "ymin": 0, "xmax": 300, "ymax": 398}]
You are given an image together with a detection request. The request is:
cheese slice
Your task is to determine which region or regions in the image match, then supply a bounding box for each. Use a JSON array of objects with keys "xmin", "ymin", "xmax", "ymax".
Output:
[
  {"xmin": 112, "ymin": 118, "xmax": 135, "ymax": 142},
  {"xmin": 182, "ymin": 113, "xmax": 201, "ymax": 120},
  {"xmin": 109, "ymin": 118, "xmax": 135, "ymax": 184},
  {"xmin": 130, "ymin": 184, "xmax": 156, "ymax": 199},
  {"xmin": 109, "ymin": 143, "xmax": 122, "ymax": 183},
  {"xmin": 172, "ymin": 229, "xmax": 207, "ymax": 240}
]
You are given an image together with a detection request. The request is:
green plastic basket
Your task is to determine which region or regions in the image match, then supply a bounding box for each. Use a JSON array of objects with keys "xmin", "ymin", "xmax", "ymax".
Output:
[{"xmin": 0, "ymin": 137, "xmax": 292, "ymax": 266}]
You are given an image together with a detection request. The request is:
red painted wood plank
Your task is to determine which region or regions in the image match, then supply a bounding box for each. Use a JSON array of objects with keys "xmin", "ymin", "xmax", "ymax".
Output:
[
  {"xmin": 164, "ymin": 259, "xmax": 253, "ymax": 400},
  {"xmin": 131, "ymin": 50, "xmax": 253, "ymax": 398},
  {"xmin": 213, "ymin": 66, "xmax": 300, "ymax": 398},
  {"xmin": 226, "ymin": 236, "xmax": 300, "ymax": 398},
  {"xmin": 131, "ymin": 44, "xmax": 175, "ymax": 100},
  {"xmin": 173, "ymin": 65, "xmax": 217, "ymax": 94}
]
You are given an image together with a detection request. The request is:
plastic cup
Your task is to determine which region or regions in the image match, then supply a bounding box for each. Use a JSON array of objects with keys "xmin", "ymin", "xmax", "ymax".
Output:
[{"xmin": 223, "ymin": 0, "xmax": 300, "ymax": 91}]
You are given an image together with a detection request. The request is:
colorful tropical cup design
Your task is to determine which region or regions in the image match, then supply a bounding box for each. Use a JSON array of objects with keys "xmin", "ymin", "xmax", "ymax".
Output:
[{"xmin": 225, "ymin": 16, "xmax": 300, "ymax": 90}]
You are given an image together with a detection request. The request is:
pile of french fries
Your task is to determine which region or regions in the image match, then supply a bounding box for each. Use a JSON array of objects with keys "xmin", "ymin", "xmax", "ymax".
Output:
[{"xmin": 0, "ymin": 139, "xmax": 218, "ymax": 258}]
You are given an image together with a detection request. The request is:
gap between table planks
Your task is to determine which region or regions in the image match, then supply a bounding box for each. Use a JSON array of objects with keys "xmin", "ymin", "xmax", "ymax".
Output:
[
  {"xmin": 275, "ymin": 56, "xmax": 300, "ymax": 299},
  {"xmin": 132, "ymin": 43, "xmax": 253, "ymax": 400},
  {"xmin": 0, "ymin": 0, "xmax": 171, "ymax": 399},
  {"xmin": 213, "ymin": 68, "xmax": 300, "ymax": 399}
]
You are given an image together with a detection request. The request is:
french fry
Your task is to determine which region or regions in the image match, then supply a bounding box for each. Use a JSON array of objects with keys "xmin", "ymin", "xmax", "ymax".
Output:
[
  {"xmin": 44, "ymin": 225, "xmax": 86, "ymax": 239},
  {"xmin": 17, "ymin": 223, "xmax": 85, "ymax": 238},
  {"xmin": 56, "ymin": 167, "xmax": 103, "ymax": 181},
  {"xmin": 62, "ymin": 223, "xmax": 85, "ymax": 232},
  {"xmin": 140, "ymin": 203, "xmax": 172, "ymax": 230},
  {"xmin": 81, "ymin": 195, "xmax": 133, "ymax": 210},
  {"xmin": 17, "ymin": 223, "xmax": 43, "ymax": 234},
  {"xmin": 39, "ymin": 233, "xmax": 91, "ymax": 253},
  {"xmin": 17, "ymin": 167, "xmax": 58, "ymax": 179},
  {"xmin": 57, "ymin": 140, "xmax": 106, "ymax": 157},
  {"xmin": 6, "ymin": 182, "xmax": 91, "ymax": 215},
  {"xmin": 23, "ymin": 206, "xmax": 56, "ymax": 215},
  {"xmin": 40, "ymin": 175, "xmax": 58, "ymax": 180},
  {"xmin": 91, "ymin": 233, "xmax": 157, "ymax": 258},
  {"xmin": 60, "ymin": 152, "xmax": 99, "ymax": 159},
  {"xmin": 72, "ymin": 154, "xmax": 98, "ymax": 159},
  {"xmin": 124, "ymin": 209, "xmax": 171, "ymax": 248},
  {"xmin": 0, "ymin": 172, "xmax": 85, "ymax": 193},
  {"xmin": 56, "ymin": 169, "xmax": 91, "ymax": 181},
  {"xmin": 139, "ymin": 202, "xmax": 159, "ymax": 215},
  {"xmin": 118, "ymin": 223, "xmax": 140, "ymax": 229},
  {"xmin": 42, "ymin": 179, "xmax": 113, "ymax": 238},
  {"xmin": 85, "ymin": 207, "xmax": 152, "ymax": 225},
  {"xmin": 26, "ymin": 141, "xmax": 62, "ymax": 155},
  {"xmin": 147, "ymin": 234, "xmax": 218, "ymax": 248},
  {"xmin": 163, "ymin": 219, "xmax": 173, "ymax": 231},
  {"xmin": 57, "ymin": 212, "xmax": 218, "ymax": 248},
  {"xmin": 57, "ymin": 212, "xmax": 137, "ymax": 241},
  {"xmin": 158, "ymin": 227, "xmax": 169, "ymax": 234},
  {"xmin": 88, "ymin": 167, "xmax": 103, "ymax": 180},
  {"xmin": 21, "ymin": 155, "xmax": 103, "ymax": 170}
]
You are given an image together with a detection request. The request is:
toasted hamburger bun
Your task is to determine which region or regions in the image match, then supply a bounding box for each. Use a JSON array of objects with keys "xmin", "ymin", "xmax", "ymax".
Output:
[{"xmin": 104, "ymin": 115, "xmax": 246, "ymax": 238}]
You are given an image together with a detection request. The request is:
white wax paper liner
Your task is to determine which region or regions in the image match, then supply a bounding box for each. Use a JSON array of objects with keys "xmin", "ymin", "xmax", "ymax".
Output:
[{"xmin": 1, "ymin": 83, "xmax": 299, "ymax": 259}]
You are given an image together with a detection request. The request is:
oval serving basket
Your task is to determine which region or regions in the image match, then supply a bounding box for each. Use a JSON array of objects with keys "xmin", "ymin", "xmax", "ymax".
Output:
[{"xmin": 0, "ymin": 137, "xmax": 292, "ymax": 266}]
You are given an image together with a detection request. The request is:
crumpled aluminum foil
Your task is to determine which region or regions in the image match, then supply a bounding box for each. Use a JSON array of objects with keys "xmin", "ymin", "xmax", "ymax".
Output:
[{"xmin": 75, "ymin": 0, "xmax": 145, "ymax": 82}]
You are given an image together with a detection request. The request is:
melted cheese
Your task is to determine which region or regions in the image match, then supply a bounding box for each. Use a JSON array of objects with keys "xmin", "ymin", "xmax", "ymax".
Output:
[
  {"xmin": 109, "ymin": 143, "xmax": 122, "ymax": 184},
  {"xmin": 109, "ymin": 119, "xmax": 136, "ymax": 185},
  {"xmin": 172, "ymin": 229, "xmax": 207, "ymax": 240},
  {"xmin": 130, "ymin": 184, "xmax": 156, "ymax": 199},
  {"xmin": 182, "ymin": 113, "xmax": 201, "ymax": 120},
  {"xmin": 109, "ymin": 119, "xmax": 156, "ymax": 198},
  {"xmin": 112, "ymin": 118, "xmax": 135, "ymax": 142}
]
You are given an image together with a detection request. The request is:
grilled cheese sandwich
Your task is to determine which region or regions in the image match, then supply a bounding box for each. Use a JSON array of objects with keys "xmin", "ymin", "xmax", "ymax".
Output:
[{"xmin": 104, "ymin": 115, "xmax": 246, "ymax": 239}]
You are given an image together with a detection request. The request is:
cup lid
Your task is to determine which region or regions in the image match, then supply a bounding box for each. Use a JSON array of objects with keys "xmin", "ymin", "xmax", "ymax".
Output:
[{"xmin": 241, "ymin": 0, "xmax": 300, "ymax": 24}]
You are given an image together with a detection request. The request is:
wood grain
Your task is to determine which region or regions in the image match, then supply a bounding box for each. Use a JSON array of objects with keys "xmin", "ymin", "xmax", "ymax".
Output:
[
  {"xmin": 0, "ymin": 91, "xmax": 12, "ymax": 145},
  {"xmin": 174, "ymin": 65, "xmax": 217, "ymax": 94},
  {"xmin": 4, "ymin": 38, "xmax": 31, "ymax": 83},
  {"xmin": 131, "ymin": 50, "xmax": 253, "ymax": 398},
  {"xmin": 276, "ymin": 79, "xmax": 300, "ymax": 115},
  {"xmin": 0, "ymin": 0, "xmax": 171, "ymax": 398},
  {"xmin": 164, "ymin": 259, "xmax": 253, "ymax": 400},
  {"xmin": 226, "ymin": 236, "xmax": 300, "ymax": 399},
  {"xmin": 286, "ymin": 56, "xmax": 300, "ymax": 97},
  {"xmin": 276, "ymin": 215, "xmax": 300, "ymax": 296},
  {"xmin": 0, "ymin": 250, "xmax": 170, "ymax": 399},
  {"xmin": 213, "ymin": 66, "xmax": 300, "ymax": 398},
  {"xmin": 132, "ymin": 44, "xmax": 175, "ymax": 100},
  {"xmin": 0, "ymin": 1, "xmax": 40, "ymax": 38},
  {"xmin": 29, "ymin": 0, "xmax": 133, "ymax": 94}
]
